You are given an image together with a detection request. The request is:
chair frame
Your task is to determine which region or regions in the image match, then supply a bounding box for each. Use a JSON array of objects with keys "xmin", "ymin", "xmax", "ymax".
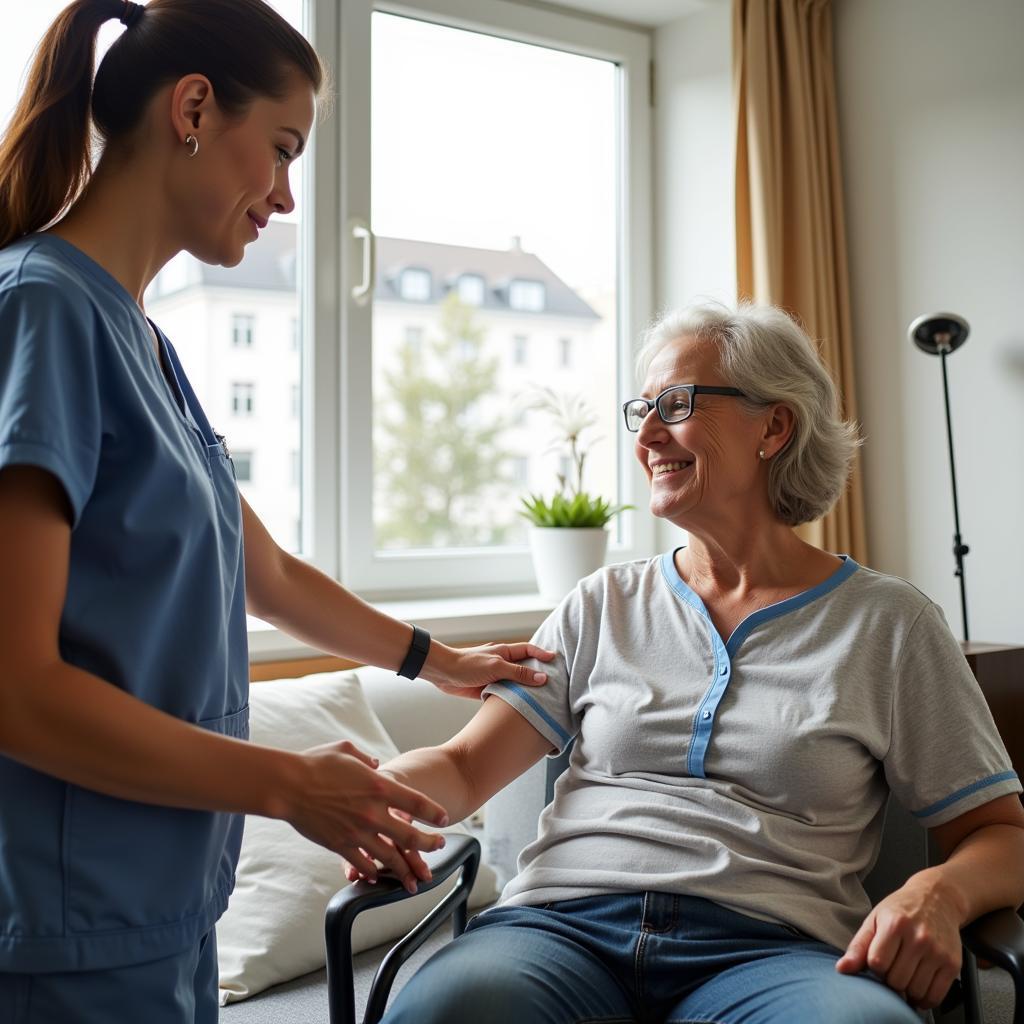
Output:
[
  {"xmin": 325, "ymin": 833, "xmax": 1024, "ymax": 1024},
  {"xmin": 324, "ymin": 833, "xmax": 481, "ymax": 1024}
]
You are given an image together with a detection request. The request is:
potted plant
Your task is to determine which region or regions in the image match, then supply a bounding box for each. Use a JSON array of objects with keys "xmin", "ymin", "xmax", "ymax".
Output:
[{"xmin": 519, "ymin": 389, "xmax": 631, "ymax": 602}]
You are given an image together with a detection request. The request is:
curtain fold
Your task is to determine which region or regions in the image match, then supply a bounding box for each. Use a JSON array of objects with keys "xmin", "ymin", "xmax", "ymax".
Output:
[{"xmin": 733, "ymin": 0, "xmax": 868, "ymax": 563}]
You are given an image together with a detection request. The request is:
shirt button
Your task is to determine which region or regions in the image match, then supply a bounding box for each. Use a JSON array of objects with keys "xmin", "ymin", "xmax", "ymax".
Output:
[{"xmin": 702, "ymin": 709, "xmax": 712, "ymax": 720}]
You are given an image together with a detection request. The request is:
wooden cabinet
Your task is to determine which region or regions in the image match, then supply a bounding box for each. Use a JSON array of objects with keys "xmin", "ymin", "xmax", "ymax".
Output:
[{"xmin": 963, "ymin": 642, "xmax": 1024, "ymax": 789}]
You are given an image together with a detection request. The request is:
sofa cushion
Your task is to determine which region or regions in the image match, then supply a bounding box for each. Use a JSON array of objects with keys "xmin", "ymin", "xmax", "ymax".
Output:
[{"xmin": 217, "ymin": 670, "xmax": 497, "ymax": 1005}]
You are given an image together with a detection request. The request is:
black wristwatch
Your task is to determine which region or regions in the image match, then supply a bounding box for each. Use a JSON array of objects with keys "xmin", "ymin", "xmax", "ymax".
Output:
[{"xmin": 397, "ymin": 624, "xmax": 431, "ymax": 680}]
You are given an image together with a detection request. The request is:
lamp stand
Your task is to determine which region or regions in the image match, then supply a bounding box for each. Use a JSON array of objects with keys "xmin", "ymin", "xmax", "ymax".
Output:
[{"xmin": 938, "ymin": 347, "xmax": 970, "ymax": 642}]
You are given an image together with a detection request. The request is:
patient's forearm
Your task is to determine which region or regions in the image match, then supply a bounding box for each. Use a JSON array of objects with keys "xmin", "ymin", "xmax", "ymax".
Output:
[
  {"xmin": 923, "ymin": 823, "xmax": 1024, "ymax": 924},
  {"xmin": 381, "ymin": 744, "xmax": 480, "ymax": 825},
  {"xmin": 379, "ymin": 696, "xmax": 554, "ymax": 827}
]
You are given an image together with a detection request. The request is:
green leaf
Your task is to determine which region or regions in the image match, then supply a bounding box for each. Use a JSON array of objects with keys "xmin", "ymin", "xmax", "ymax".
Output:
[{"xmin": 518, "ymin": 490, "xmax": 634, "ymax": 528}]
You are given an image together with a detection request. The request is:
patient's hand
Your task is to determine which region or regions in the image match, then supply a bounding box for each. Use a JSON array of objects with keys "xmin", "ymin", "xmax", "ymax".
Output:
[{"xmin": 836, "ymin": 874, "xmax": 962, "ymax": 1011}]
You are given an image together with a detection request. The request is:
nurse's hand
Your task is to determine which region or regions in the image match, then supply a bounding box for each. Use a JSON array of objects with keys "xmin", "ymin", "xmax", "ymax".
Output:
[
  {"xmin": 343, "ymin": 808, "xmax": 434, "ymax": 894},
  {"xmin": 420, "ymin": 641, "xmax": 557, "ymax": 700},
  {"xmin": 283, "ymin": 740, "xmax": 449, "ymax": 889}
]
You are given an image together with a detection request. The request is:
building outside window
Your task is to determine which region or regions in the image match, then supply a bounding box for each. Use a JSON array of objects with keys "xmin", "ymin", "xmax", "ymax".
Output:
[
  {"xmin": 232, "ymin": 314, "xmax": 255, "ymax": 348},
  {"xmin": 290, "ymin": 450, "xmax": 300, "ymax": 487},
  {"xmin": 291, "ymin": 383, "xmax": 300, "ymax": 418},
  {"xmin": 559, "ymin": 336, "xmax": 572, "ymax": 368},
  {"xmin": 233, "ymin": 450, "xmax": 253, "ymax": 482},
  {"xmin": 508, "ymin": 279, "xmax": 545, "ymax": 312},
  {"xmin": 231, "ymin": 382, "xmax": 255, "ymax": 416}
]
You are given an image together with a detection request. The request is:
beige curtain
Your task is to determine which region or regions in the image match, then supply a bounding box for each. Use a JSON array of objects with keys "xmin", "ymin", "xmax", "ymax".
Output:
[{"xmin": 733, "ymin": 0, "xmax": 868, "ymax": 563}]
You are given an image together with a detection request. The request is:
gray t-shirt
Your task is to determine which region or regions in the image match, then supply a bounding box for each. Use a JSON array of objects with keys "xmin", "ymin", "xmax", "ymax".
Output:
[{"xmin": 483, "ymin": 552, "xmax": 1020, "ymax": 951}]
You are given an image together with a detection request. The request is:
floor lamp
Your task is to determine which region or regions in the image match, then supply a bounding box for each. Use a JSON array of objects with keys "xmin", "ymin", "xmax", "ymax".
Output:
[{"xmin": 908, "ymin": 312, "xmax": 971, "ymax": 642}]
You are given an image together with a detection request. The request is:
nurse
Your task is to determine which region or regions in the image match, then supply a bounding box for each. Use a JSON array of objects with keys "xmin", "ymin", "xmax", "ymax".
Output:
[{"xmin": 0, "ymin": 1, "xmax": 551, "ymax": 1021}]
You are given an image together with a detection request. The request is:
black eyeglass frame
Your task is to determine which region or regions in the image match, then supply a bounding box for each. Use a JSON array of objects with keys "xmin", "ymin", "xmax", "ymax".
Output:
[{"xmin": 621, "ymin": 385, "xmax": 748, "ymax": 432}]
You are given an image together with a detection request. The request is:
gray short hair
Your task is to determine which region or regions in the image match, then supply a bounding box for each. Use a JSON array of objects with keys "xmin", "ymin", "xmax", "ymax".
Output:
[{"xmin": 636, "ymin": 301, "xmax": 861, "ymax": 526}]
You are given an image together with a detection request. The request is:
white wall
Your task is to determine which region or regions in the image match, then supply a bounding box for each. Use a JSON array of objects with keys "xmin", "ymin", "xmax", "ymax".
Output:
[
  {"xmin": 834, "ymin": 0, "xmax": 1024, "ymax": 644},
  {"xmin": 652, "ymin": 0, "xmax": 1024, "ymax": 643},
  {"xmin": 652, "ymin": 1, "xmax": 735, "ymax": 552}
]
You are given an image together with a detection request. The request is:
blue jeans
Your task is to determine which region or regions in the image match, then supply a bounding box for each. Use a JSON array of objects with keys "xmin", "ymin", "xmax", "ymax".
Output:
[
  {"xmin": 382, "ymin": 893, "xmax": 922, "ymax": 1024},
  {"xmin": 0, "ymin": 928, "xmax": 219, "ymax": 1024}
]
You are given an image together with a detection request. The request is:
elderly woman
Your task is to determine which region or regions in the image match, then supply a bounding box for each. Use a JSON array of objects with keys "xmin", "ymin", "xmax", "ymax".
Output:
[{"xmin": 352, "ymin": 302, "xmax": 1024, "ymax": 1024}]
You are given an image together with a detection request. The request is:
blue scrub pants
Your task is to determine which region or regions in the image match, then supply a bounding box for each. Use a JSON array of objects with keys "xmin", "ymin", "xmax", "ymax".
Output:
[
  {"xmin": 382, "ymin": 893, "xmax": 923, "ymax": 1024},
  {"xmin": 0, "ymin": 928, "xmax": 219, "ymax": 1024}
]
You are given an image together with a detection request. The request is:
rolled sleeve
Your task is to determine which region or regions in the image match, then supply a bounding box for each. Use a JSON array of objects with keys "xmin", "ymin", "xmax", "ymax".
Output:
[
  {"xmin": 482, "ymin": 591, "xmax": 584, "ymax": 755},
  {"xmin": 884, "ymin": 602, "xmax": 1022, "ymax": 827}
]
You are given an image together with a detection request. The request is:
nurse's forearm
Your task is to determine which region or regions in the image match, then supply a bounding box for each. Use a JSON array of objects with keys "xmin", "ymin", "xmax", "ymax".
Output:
[
  {"xmin": 256, "ymin": 552, "xmax": 460, "ymax": 677},
  {"xmin": 0, "ymin": 656, "xmax": 299, "ymax": 817}
]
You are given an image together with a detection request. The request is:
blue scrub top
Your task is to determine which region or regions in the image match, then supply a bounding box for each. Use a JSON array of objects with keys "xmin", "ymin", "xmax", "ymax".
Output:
[{"xmin": 0, "ymin": 234, "xmax": 249, "ymax": 972}]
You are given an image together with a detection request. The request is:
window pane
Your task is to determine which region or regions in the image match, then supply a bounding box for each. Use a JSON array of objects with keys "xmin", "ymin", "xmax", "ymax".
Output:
[{"xmin": 371, "ymin": 13, "xmax": 620, "ymax": 552}]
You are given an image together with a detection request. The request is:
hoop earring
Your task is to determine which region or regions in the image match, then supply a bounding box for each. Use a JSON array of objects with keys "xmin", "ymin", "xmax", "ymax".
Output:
[{"xmin": 185, "ymin": 134, "xmax": 199, "ymax": 158}]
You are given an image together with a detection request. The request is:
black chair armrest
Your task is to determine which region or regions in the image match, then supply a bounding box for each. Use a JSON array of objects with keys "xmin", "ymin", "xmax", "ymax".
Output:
[
  {"xmin": 324, "ymin": 834, "xmax": 481, "ymax": 1024},
  {"xmin": 961, "ymin": 908, "xmax": 1024, "ymax": 1024}
]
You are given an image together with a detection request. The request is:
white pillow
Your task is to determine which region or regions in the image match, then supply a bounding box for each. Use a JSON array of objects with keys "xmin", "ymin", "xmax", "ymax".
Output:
[{"xmin": 217, "ymin": 670, "xmax": 498, "ymax": 1005}]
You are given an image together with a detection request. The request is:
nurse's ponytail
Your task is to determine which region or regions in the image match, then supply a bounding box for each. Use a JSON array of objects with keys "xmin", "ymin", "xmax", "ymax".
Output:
[
  {"xmin": 0, "ymin": 0, "xmax": 118, "ymax": 250},
  {"xmin": 0, "ymin": 0, "xmax": 324, "ymax": 251}
]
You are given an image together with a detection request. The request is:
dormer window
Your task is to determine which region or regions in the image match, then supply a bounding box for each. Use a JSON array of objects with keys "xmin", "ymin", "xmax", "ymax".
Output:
[
  {"xmin": 457, "ymin": 273, "xmax": 485, "ymax": 306},
  {"xmin": 400, "ymin": 268, "xmax": 432, "ymax": 301},
  {"xmin": 508, "ymin": 279, "xmax": 545, "ymax": 312}
]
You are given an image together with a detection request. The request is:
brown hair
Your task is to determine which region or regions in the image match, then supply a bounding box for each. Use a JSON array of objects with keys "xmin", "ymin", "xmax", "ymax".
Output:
[{"xmin": 0, "ymin": 0, "xmax": 324, "ymax": 250}]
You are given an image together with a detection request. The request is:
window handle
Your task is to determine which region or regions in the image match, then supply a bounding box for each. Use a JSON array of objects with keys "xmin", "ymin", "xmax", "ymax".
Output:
[{"xmin": 351, "ymin": 219, "xmax": 376, "ymax": 306}]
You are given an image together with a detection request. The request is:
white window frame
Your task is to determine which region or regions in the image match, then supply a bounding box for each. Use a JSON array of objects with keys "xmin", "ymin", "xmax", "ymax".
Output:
[{"xmin": 307, "ymin": 0, "xmax": 653, "ymax": 601}]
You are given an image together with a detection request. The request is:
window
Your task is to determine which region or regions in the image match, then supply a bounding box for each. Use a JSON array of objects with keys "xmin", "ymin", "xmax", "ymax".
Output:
[
  {"xmin": 399, "ymin": 268, "xmax": 431, "ymax": 301},
  {"xmin": 508, "ymin": 279, "xmax": 545, "ymax": 312},
  {"xmin": 233, "ymin": 451, "xmax": 253, "ymax": 483},
  {"xmin": 512, "ymin": 335, "xmax": 529, "ymax": 366},
  {"xmin": 231, "ymin": 382, "xmax": 255, "ymax": 416},
  {"xmin": 457, "ymin": 274, "xmax": 485, "ymax": 306},
  {"xmin": 559, "ymin": 336, "xmax": 573, "ymax": 368},
  {"xmin": 232, "ymin": 314, "xmax": 255, "ymax": 348}
]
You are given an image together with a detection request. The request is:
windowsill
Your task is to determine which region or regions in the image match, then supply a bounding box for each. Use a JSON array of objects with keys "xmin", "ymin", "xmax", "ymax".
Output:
[{"xmin": 247, "ymin": 592, "xmax": 558, "ymax": 663}]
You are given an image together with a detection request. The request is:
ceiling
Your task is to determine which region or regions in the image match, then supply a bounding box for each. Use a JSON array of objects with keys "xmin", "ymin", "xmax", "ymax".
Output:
[{"xmin": 539, "ymin": 0, "xmax": 719, "ymax": 30}]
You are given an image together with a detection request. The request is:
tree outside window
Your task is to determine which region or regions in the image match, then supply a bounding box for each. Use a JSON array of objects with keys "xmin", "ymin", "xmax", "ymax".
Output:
[{"xmin": 374, "ymin": 295, "xmax": 514, "ymax": 548}]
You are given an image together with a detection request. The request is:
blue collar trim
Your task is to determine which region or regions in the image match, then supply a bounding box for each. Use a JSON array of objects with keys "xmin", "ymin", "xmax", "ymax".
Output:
[{"xmin": 659, "ymin": 549, "xmax": 860, "ymax": 656}]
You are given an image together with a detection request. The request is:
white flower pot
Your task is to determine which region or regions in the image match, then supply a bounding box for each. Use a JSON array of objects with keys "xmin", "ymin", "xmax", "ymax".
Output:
[{"xmin": 528, "ymin": 526, "xmax": 609, "ymax": 603}]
